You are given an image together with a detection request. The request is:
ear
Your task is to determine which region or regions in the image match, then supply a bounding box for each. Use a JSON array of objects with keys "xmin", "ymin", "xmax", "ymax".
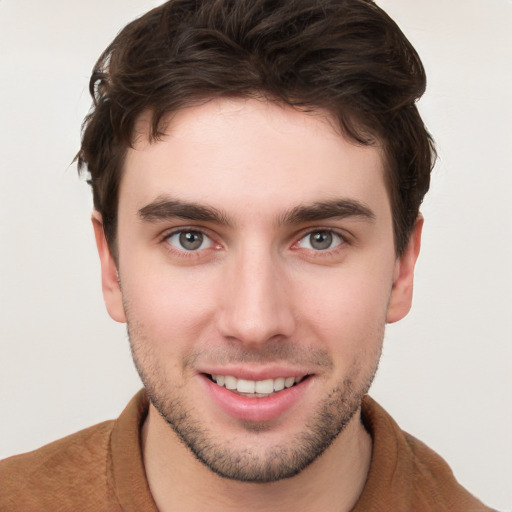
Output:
[
  {"xmin": 91, "ymin": 211, "xmax": 126, "ymax": 323},
  {"xmin": 386, "ymin": 215, "xmax": 423, "ymax": 324}
]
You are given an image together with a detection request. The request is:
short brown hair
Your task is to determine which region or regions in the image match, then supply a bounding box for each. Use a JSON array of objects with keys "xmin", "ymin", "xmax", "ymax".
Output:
[{"xmin": 77, "ymin": 0, "xmax": 435, "ymax": 256}]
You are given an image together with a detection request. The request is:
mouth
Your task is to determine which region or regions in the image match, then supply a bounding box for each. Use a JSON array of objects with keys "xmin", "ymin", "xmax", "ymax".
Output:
[
  {"xmin": 202, "ymin": 371, "xmax": 313, "ymax": 422},
  {"xmin": 207, "ymin": 374, "xmax": 307, "ymax": 398}
]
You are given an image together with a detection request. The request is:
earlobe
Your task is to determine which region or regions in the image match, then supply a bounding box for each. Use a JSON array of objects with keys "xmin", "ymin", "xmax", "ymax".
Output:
[
  {"xmin": 91, "ymin": 211, "xmax": 126, "ymax": 323},
  {"xmin": 386, "ymin": 215, "xmax": 423, "ymax": 324}
]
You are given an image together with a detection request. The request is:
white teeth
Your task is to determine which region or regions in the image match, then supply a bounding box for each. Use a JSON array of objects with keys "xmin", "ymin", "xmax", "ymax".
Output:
[
  {"xmin": 211, "ymin": 375, "xmax": 304, "ymax": 395},
  {"xmin": 284, "ymin": 377, "xmax": 295, "ymax": 388},
  {"xmin": 224, "ymin": 376, "xmax": 237, "ymax": 390},
  {"xmin": 237, "ymin": 379, "xmax": 255, "ymax": 393},
  {"xmin": 255, "ymin": 379, "xmax": 274, "ymax": 394},
  {"xmin": 273, "ymin": 377, "xmax": 285, "ymax": 392}
]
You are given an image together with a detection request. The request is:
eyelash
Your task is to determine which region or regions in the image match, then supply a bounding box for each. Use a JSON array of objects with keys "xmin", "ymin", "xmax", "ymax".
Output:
[
  {"xmin": 295, "ymin": 229, "xmax": 346, "ymax": 250},
  {"xmin": 161, "ymin": 227, "xmax": 221, "ymax": 260},
  {"xmin": 160, "ymin": 227, "xmax": 350, "ymax": 259},
  {"xmin": 290, "ymin": 228, "xmax": 351, "ymax": 262}
]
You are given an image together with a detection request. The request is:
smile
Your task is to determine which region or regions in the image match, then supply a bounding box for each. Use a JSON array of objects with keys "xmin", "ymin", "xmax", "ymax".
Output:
[
  {"xmin": 203, "ymin": 372, "xmax": 312, "ymax": 422},
  {"xmin": 209, "ymin": 375, "xmax": 305, "ymax": 397}
]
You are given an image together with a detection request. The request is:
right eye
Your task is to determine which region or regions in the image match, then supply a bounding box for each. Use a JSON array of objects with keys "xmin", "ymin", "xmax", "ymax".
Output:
[
  {"xmin": 165, "ymin": 230, "xmax": 213, "ymax": 252},
  {"xmin": 296, "ymin": 229, "xmax": 344, "ymax": 251}
]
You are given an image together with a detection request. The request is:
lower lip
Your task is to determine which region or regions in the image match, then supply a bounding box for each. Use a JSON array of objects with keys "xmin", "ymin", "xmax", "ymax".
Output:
[{"xmin": 202, "ymin": 375, "xmax": 311, "ymax": 423}]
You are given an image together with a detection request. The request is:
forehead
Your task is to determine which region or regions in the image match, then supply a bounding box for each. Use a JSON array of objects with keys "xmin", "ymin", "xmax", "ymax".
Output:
[{"xmin": 121, "ymin": 98, "xmax": 389, "ymax": 220}]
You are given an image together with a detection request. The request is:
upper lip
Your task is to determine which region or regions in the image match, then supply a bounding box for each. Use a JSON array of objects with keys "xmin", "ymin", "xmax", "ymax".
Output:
[{"xmin": 197, "ymin": 366, "xmax": 311, "ymax": 381}]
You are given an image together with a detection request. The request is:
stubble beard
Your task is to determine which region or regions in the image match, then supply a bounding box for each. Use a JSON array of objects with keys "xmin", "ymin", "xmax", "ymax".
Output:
[{"xmin": 128, "ymin": 323, "xmax": 381, "ymax": 483}]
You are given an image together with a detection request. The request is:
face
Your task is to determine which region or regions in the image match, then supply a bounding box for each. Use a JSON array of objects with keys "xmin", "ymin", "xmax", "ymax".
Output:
[{"xmin": 95, "ymin": 98, "xmax": 420, "ymax": 482}]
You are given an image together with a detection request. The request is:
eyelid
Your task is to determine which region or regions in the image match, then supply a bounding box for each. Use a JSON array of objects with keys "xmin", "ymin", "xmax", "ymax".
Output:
[
  {"xmin": 166, "ymin": 230, "xmax": 212, "ymax": 251},
  {"xmin": 158, "ymin": 225, "xmax": 350, "ymax": 258},
  {"xmin": 161, "ymin": 226, "xmax": 222, "ymax": 255},
  {"xmin": 292, "ymin": 227, "xmax": 350, "ymax": 252},
  {"xmin": 161, "ymin": 225, "xmax": 211, "ymax": 241}
]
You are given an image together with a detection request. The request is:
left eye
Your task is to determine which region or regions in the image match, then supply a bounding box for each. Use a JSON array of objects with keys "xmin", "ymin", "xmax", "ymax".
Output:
[
  {"xmin": 297, "ymin": 230, "xmax": 344, "ymax": 251},
  {"xmin": 166, "ymin": 230, "xmax": 213, "ymax": 251}
]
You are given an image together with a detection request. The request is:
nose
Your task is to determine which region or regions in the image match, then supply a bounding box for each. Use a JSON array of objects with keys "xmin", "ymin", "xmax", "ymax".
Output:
[{"xmin": 217, "ymin": 245, "xmax": 295, "ymax": 346}]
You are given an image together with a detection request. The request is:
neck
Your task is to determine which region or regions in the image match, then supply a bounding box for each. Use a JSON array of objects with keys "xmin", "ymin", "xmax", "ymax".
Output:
[{"xmin": 142, "ymin": 405, "xmax": 372, "ymax": 512}]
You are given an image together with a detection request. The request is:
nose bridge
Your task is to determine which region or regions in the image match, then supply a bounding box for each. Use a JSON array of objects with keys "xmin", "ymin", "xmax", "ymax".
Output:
[{"xmin": 218, "ymin": 239, "xmax": 295, "ymax": 344}]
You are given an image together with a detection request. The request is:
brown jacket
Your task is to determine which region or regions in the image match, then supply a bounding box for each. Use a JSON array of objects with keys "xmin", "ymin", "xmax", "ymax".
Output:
[{"xmin": 0, "ymin": 391, "xmax": 494, "ymax": 512}]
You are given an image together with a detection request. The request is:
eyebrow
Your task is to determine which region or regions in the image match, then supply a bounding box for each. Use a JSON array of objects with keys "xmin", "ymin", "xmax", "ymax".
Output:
[
  {"xmin": 278, "ymin": 199, "xmax": 375, "ymax": 225},
  {"xmin": 138, "ymin": 197, "xmax": 375, "ymax": 226},
  {"xmin": 138, "ymin": 197, "xmax": 232, "ymax": 225}
]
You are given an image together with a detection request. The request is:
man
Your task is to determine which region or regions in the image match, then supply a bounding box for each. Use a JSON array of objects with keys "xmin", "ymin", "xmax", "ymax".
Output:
[{"xmin": 0, "ymin": 0, "xmax": 496, "ymax": 510}]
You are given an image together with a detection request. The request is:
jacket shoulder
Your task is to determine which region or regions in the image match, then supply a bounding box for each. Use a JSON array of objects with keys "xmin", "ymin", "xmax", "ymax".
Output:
[
  {"xmin": 402, "ymin": 431, "xmax": 495, "ymax": 512},
  {"xmin": 0, "ymin": 420, "xmax": 120, "ymax": 512},
  {"xmin": 358, "ymin": 396, "xmax": 496, "ymax": 512}
]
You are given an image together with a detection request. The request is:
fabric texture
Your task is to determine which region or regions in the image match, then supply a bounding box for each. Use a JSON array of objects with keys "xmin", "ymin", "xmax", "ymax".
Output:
[{"xmin": 0, "ymin": 390, "xmax": 494, "ymax": 512}]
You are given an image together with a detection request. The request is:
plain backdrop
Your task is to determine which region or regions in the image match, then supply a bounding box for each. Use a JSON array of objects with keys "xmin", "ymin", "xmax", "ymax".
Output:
[{"xmin": 0, "ymin": 0, "xmax": 511, "ymax": 510}]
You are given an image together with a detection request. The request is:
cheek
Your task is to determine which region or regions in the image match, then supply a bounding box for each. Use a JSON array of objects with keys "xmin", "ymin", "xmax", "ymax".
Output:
[
  {"xmin": 298, "ymin": 268, "xmax": 391, "ymax": 350},
  {"xmin": 120, "ymin": 263, "xmax": 219, "ymax": 351}
]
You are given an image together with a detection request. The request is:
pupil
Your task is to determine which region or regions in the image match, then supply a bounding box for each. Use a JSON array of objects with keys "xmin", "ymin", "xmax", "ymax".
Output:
[
  {"xmin": 311, "ymin": 231, "xmax": 332, "ymax": 250},
  {"xmin": 180, "ymin": 231, "xmax": 203, "ymax": 250}
]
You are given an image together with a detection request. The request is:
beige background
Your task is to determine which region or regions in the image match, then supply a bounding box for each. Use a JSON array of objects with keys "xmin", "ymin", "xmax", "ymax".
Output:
[{"xmin": 0, "ymin": 0, "xmax": 511, "ymax": 509}]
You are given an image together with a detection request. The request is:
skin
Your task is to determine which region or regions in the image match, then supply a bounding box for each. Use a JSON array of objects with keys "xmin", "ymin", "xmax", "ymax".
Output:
[{"xmin": 93, "ymin": 98, "xmax": 422, "ymax": 512}]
